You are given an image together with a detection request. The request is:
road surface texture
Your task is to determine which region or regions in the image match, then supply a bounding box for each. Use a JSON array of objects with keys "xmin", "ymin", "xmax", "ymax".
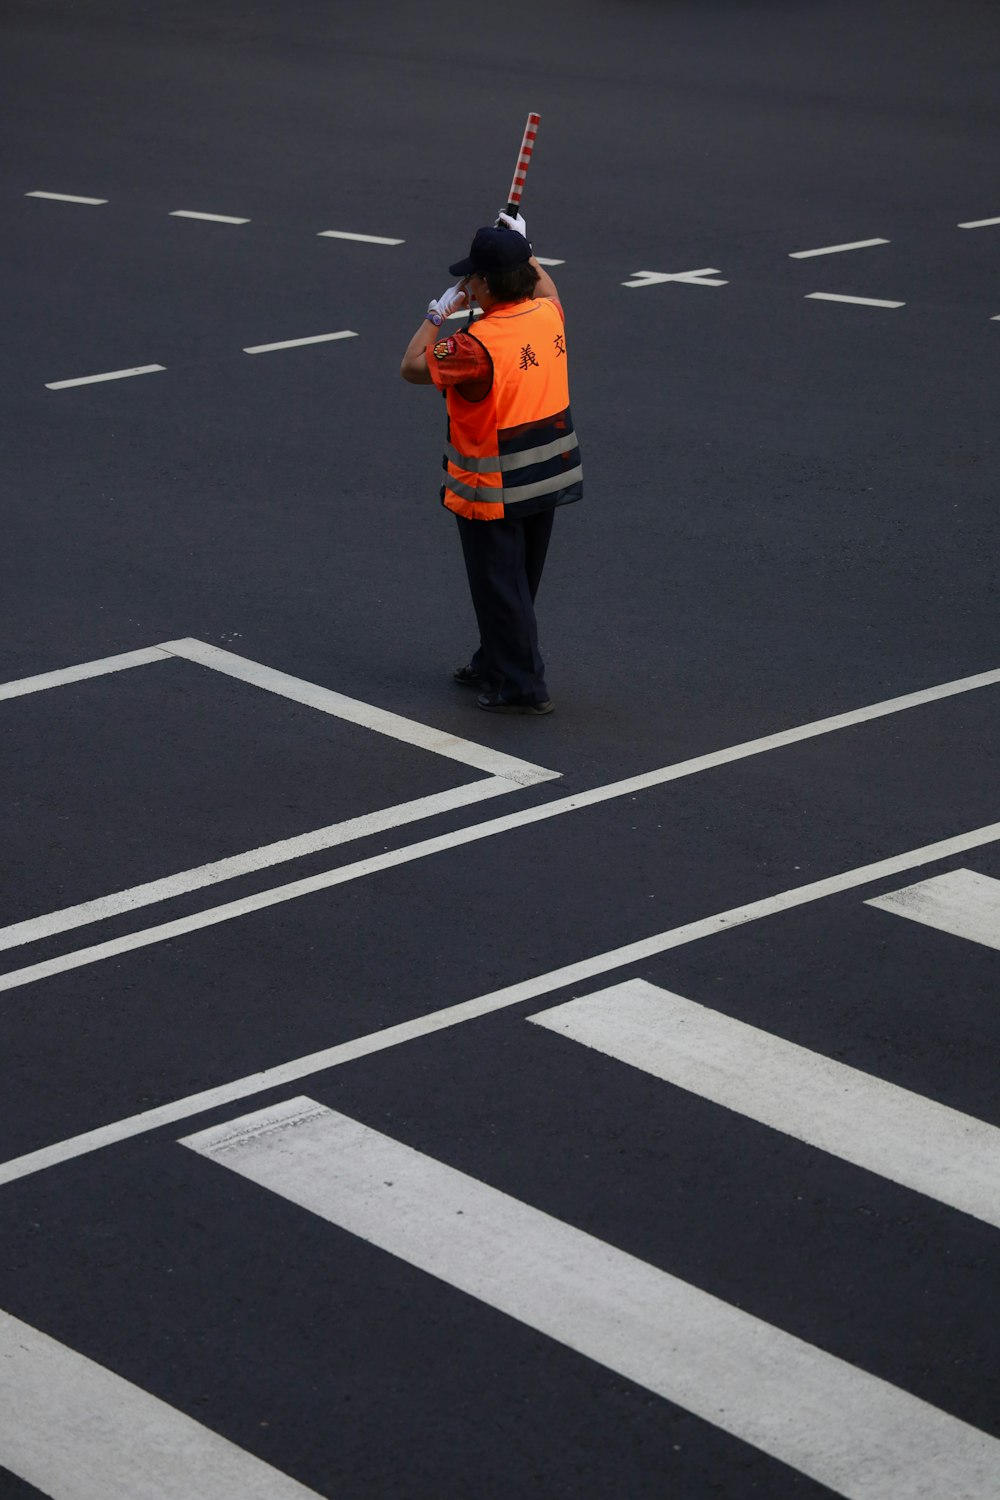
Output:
[{"xmin": 2, "ymin": 2, "xmax": 1000, "ymax": 1496}]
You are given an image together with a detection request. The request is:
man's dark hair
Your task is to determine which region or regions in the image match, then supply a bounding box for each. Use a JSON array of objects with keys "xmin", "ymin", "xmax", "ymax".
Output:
[{"xmin": 484, "ymin": 260, "xmax": 540, "ymax": 303}]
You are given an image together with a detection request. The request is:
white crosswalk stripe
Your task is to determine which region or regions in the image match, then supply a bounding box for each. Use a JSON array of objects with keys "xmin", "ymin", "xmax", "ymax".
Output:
[
  {"xmin": 866, "ymin": 867, "xmax": 1000, "ymax": 953},
  {"xmin": 182, "ymin": 1097, "xmax": 1000, "ymax": 1500},
  {"xmin": 0, "ymin": 1308, "xmax": 323, "ymax": 1500},
  {"xmin": 529, "ymin": 978, "xmax": 1000, "ymax": 1229}
]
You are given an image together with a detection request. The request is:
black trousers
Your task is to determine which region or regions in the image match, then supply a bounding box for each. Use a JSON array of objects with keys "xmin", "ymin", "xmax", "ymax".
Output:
[{"xmin": 456, "ymin": 508, "xmax": 555, "ymax": 700}]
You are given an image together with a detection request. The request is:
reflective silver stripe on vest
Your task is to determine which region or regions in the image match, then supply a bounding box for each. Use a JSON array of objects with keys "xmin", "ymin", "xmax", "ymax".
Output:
[
  {"xmin": 500, "ymin": 432, "xmax": 580, "ymax": 472},
  {"xmin": 445, "ymin": 473, "xmax": 497, "ymax": 504},
  {"xmin": 504, "ymin": 464, "xmax": 584, "ymax": 503},
  {"xmin": 445, "ymin": 444, "xmax": 502, "ymax": 474}
]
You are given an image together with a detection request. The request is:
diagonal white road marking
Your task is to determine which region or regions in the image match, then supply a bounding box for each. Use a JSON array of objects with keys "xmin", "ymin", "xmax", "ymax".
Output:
[
  {"xmin": 530, "ymin": 979, "xmax": 1000, "ymax": 1228},
  {"xmin": 183, "ymin": 1100, "xmax": 1000, "ymax": 1500},
  {"xmin": 866, "ymin": 868, "xmax": 1000, "ymax": 953},
  {"xmin": 0, "ymin": 1308, "xmax": 322, "ymax": 1500}
]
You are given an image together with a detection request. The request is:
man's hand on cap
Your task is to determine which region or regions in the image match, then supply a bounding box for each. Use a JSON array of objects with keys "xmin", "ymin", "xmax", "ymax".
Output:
[{"xmin": 496, "ymin": 210, "xmax": 529, "ymax": 243}]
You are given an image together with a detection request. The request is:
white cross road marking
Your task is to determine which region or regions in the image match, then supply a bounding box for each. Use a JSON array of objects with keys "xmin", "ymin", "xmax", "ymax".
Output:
[
  {"xmin": 789, "ymin": 238, "xmax": 889, "ymax": 258},
  {"xmin": 866, "ymin": 868, "xmax": 1000, "ymax": 953},
  {"xmin": 530, "ymin": 979, "xmax": 1000, "ymax": 1229},
  {"xmin": 622, "ymin": 267, "xmax": 729, "ymax": 289},
  {"xmin": 183, "ymin": 1099, "xmax": 1000, "ymax": 1500},
  {"xmin": 806, "ymin": 293, "xmax": 905, "ymax": 309}
]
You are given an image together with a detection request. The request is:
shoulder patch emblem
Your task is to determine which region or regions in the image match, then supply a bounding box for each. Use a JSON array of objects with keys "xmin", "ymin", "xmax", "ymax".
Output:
[{"xmin": 433, "ymin": 337, "xmax": 457, "ymax": 360}]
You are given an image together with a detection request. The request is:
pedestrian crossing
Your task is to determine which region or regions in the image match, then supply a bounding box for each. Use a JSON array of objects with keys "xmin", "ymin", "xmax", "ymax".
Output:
[
  {"xmin": 866, "ymin": 868, "xmax": 1000, "ymax": 953},
  {"xmin": 0, "ymin": 1309, "xmax": 324, "ymax": 1500},
  {"xmin": 181, "ymin": 1095, "xmax": 1000, "ymax": 1500},
  {"xmin": 3, "ymin": 866, "xmax": 1000, "ymax": 1497},
  {"xmin": 529, "ymin": 977, "xmax": 1000, "ymax": 1229}
]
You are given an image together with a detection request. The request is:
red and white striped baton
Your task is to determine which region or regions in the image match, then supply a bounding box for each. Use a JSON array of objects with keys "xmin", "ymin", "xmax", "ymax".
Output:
[{"xmin": 505, "ymin": 111, "xmax": 540, "ymax": 215}]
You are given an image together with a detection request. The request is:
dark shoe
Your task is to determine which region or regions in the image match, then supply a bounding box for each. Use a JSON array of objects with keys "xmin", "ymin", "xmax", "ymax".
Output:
[
  {"xmin": 452, "ymin": 663, "xmax": 490, "ymax": 688},
  {"xmin": 477, "ymin": 690, "xmax": 553, "ymax": 715}
]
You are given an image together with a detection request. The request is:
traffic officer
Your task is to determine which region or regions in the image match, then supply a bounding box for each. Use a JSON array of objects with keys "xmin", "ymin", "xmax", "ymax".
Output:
[{"xmin": 400, "ymin": 213, "xmax": 582, "ymax": 714}]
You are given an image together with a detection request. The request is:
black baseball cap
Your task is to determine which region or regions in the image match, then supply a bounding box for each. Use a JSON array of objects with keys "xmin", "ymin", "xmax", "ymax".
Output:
[{"xmin": 449, "ymin": 226, "xmax": 532, "ymax": 277}]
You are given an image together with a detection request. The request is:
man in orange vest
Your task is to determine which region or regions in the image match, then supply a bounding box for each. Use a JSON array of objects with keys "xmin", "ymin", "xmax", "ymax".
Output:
[{"xmin": 400, "ymin": 214, "xmax": 582, "ymax": 715}]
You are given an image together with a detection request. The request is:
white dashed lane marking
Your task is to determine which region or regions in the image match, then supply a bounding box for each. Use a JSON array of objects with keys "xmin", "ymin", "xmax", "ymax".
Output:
[
  {"xmin": 169, "ymin": 209, "xmax": 250, "ymax": 224},
  {"xmin": 317, "ymin": 229, "xmax": 404, "ymax": 245},
  {"xmin": 806, "ymin": 293, "xmax": 905, "ymax": 309},
  {"xmin": 25, "ymin": 190, "xmax": 107, "ymax": 205},
  {"xmin": 958, "ymin": 216, "xmax": 1000, "ymax": 229},
  {"xmin": 789, "ymin": 238, "xmax": 889, "ymax": 258},
  {"xmin": 242, "ymin": 331, "xmax": 358, "ymax": 354},
  {"xmin": 45, "ymin": 364, "xmax": 166, "ymax": 390}
]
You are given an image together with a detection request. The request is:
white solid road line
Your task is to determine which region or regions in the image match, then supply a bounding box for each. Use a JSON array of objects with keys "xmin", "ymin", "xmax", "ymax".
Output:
[
  {"xmin": 0, "ymin": 777, "xmax": 518, "ymax": 954},
  {"xmin": 789, "ymin": 238, "xmax": 889, "ymax": 258},
  {"xmin": 169, "ymin": 209, "xmax": 250, "ymax": 224},
  {"xmin": 317, "ymin": 229, "xmax": 404, "ymax": 245},
  {"xmin": 958, "ymin": 217, "xmax": 1000, "ymax": 229},
  {"xmin": 46, "ymin": 364, "xmax": 166, "ymax": 390},
  {"xmin": 867, "ymin": 868, "xmax": 1000, "ymax": 954},
  {"xmin": 530, "ymin": 979, "xmax": 1000, "ymax": 1230},
  {"xmin": 0, "ymin": 1308, "xmax": 323, "ymax": 1500},
  {"xmin": 3, "ymin": 817, "xmax": 1000, "ymax": 1187},
  {"xmin": 183, "ymin": 1100, "xmax": 1000, "ymax": 1500},
  {"xmin": 806, "ymin": 293, "xmax": 905, "ymax": 309},
  {"xmin": 25, "ymin": 190, "xmax": 107, "ymax": 204},
  {"xmin": 242, "ymin": 331, "xmax": 357, "ymax": 354},
  {"xmin": 0, "ymin": 658, "xmax": 997, "ymax": 1007},
  {"xmin": 159, "ymin": 637, "xmax": 556, "ymax": 784},
  {"xmin": 0, "ymin": 646, "xmax": 169, "ymax": 702}
]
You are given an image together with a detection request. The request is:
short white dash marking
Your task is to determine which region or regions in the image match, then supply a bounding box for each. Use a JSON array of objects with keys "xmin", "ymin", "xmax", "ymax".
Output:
[
  {"xmin": 958, "ymin": 217, "xmax": 1000, "ymax": 229},
  {"xmin": 534, "ymin": 257, "xmax": 565, "ymax": 266},
  {"xmin": 45, "ymin": 364, "xmax": 165, "ymax": 390},
  {"xmin": 25, "ymin": 191, "xmax": 107, "ymax": 205},
  {"xmin": 317, "ymin": 230, "xmax": 404, "ymax": 245},
  {"xmin": 242, "ymin": 331, "xmax": 358, "ymax": 354},
  {"xmin": 866, "ymin": 868, "xmax": 1000, "ymax": 954},
  {"xmin": 530, "ymin": 980, "xmax": 1000, "ymax": 1230},
  {"xmin": 0, "ymin": 1307, "xmax": 324, "ymax": 1499},
  {"xmin": 789, "ymin": 238, "xmax": 889, "ymax": 258},
  {"xmin": 183, "ymin": 1100, "xmax": 1000, "ymax": 1500},
  {"xmin": 169, "ymin": 209, "xmax": 250, "ymax": 224},
  {"xmin": 806, "ymin": 293, "xmax": 904, "ymax": 309}
]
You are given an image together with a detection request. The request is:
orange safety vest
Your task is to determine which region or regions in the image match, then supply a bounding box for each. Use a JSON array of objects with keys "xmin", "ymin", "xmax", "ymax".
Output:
[{"xmin": 442, "ymin": 299, "xmax": 583, "ymax": 521}]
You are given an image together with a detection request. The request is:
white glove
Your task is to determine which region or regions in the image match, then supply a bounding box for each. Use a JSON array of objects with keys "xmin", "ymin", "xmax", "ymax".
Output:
[
  {"xmin": 496, "ymin": 209, "xmax": 529, "ymax": 241},
  {"xmin": 426, "ymin": 283, "xmax": 469, "ymax": 324}
]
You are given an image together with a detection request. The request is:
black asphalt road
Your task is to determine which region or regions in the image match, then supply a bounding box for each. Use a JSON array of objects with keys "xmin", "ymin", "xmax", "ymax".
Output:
[{"xmin": 2, "ymin": 2, "xmax": 1000, "ymax": 1497}]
